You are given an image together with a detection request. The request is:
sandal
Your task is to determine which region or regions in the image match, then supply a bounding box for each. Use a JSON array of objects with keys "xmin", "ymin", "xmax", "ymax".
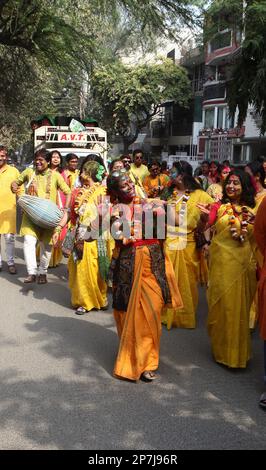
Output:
[
  {"xmin": 75, "ymin": 307, "xmax": 88, "ymax": 315},
  {"xmin": 37, "ymin": 274, "xmax": 47, "ymax": 284},
  {"xmin": 259, "ymin": 392, "xmax": 266, "ymax": 409},
  {"xmin": 24, "ymin": 275, "xmax": 37, "ymax": 284},
  {"xmin": 141, "ymin": 371, "xmax": 157, "ymax": 382},
  {"xmin": 8, "ymin": 264, "xmax": 17, "ymax": 275}
]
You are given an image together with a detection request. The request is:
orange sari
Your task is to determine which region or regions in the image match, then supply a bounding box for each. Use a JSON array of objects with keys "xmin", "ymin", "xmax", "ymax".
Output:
[{"xmin": 113, "ymin": 245, "xmax": 182, "ymax": 381}]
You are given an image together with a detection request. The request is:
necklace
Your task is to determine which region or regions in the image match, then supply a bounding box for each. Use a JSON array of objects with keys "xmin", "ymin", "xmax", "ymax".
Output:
[{"xmin": 225, "ymin": 203, "xmax": 250, "ymax": 243}]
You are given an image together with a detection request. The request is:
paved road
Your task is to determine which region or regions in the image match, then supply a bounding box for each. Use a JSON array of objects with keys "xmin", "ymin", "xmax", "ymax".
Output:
[{"xmin": 0, "ymin": 238, "xmax": 265, "ymax": 450}]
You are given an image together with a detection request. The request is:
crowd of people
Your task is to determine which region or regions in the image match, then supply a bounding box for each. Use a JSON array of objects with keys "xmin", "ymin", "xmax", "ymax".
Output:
[{"xmin": 0, "ymin": 143, "xmax": 266, "ymax": 409}]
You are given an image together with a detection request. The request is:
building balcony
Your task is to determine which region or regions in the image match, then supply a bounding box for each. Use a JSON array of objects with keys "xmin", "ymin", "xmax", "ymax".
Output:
[
  {"xmin": 199, "ymin": 126, "xmax": 245, "ymax": 138},
  {"xmin": 206, "ymin": 44, "xmax": 241, "ymax": 66},
  {"xmin": 203, "ymin": 82, "xmax": 226, "ymax": 101},
  {"xmin": 203, "ymin": 75, "xmax": 226, "ymax": 86}
]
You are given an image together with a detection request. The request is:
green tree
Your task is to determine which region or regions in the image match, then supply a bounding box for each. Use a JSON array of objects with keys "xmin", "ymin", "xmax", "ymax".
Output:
[
  {"xmin": 0, "ymin": 0, "xmax": 201, "ymax": 150},
  {"xmin": 0, "ymin": 1, "xmax": 95, "ymax": 78},
  {"xmin": 91, "ymin": 58, "xmax": 191, "ymax": 151},
  {"xmin": 0, "ymin": 45, "xmax": 59, "ymax": 149},
  {"xmin": 0, "ymin": 1, "xmax": 204, "ymax": 55}
]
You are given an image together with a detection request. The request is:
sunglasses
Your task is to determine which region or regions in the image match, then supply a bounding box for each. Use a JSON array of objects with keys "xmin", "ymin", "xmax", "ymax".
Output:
[{"xmin": 111, "ymin": 168, "xmax": 127, "ymax": 178}]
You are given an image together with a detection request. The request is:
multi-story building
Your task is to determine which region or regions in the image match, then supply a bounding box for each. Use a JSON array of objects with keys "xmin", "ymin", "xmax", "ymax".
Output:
[
  {"xmin": 149, "ymin": 19, "xmax": 266, "ymax": 165},
  {"xmin": 120, "ymin": 13, "xmax": 266, "ymax": 165},
  {"xmin": 148, "ymin": 46, "xmax": 204, "ymax": 170},
  {"xmin": 199, "ymin": 23, "xmax": 266, "ymax": 163},
  {"xmin": 199, "ymin": 27, "xmax": 244, "ymax": 162}
]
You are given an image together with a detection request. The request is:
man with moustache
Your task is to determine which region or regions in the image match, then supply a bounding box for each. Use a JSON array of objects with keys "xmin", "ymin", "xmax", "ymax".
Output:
[
  {"xmin": 11, "ymin": 149, "xmax": 71, "ymax": 284},
  {"xmin": 128, "ymin": 149, "xmax": 149, "ymax": 198}
]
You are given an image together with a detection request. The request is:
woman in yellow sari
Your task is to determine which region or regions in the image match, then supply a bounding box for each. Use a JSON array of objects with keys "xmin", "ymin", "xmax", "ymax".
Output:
[
  {"xmin": 107, "ymin": 171, "xmax": 182, "ymax": 382},
  {"xmin": 161, "ymin": 160, "xmax": 213, "ymax": 330},
  {"xmin": 66, "ymin": 161, "xmax": 108, "ymax": 314},
  {"xmin": 197, "ymin": 169, "xmax": 257, "ymax": 368}
]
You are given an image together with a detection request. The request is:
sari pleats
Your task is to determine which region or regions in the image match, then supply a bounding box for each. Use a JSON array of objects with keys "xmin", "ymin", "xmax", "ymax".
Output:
[{"xmin": 113, "ymin": 246, "xmax": 164, "ymax": 381}]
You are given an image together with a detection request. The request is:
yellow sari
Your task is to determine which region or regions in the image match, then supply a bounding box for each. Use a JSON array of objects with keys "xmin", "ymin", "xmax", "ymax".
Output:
[
  {"xmin": 207, "ymin": 204, "xmax": 257, "ymax": 368},
  {"xmin": 68, "ymin": 184, "xmax": 108, "ymax": 311},
  {"xmin": 162, "ymin": 189, "xmax": 213, "ymax": 329}
]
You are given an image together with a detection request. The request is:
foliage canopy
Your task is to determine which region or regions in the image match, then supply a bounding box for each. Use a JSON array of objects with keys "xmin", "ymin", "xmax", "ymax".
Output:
[
  {"xmin": 0, "ymin": 0, "xmax": 202, "ymax": 149},
  {"xmin": 91, "ymin": 58, "xmax": 191, "ymax": 151}
]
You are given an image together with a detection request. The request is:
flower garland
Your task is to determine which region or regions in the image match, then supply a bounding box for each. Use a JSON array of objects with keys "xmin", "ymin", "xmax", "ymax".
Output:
[
  {"xmin": 74, "ymin": 183, "xmax": 101, "ymax": 217},
  {"xmin": 225, "ymin": 203, "xmax": 250, "ymax": 243}
]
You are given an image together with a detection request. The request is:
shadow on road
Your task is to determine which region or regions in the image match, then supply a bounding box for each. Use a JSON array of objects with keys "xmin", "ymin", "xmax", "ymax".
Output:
[
  {"xmin": 0, "ymin": 261, "xmax": 71, "ymax": 308},
  {"xmin": 26, "ymin": 313, "xmax": 116, "ymax": 378},
  {"xmin": 0, "ymin": 268, "xmax": 265, "ymax": 449}
]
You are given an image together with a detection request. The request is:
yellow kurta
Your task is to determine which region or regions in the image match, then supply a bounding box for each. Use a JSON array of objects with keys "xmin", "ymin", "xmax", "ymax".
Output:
[
  {"xmin": 68, "ymin": 184, "xmax": 108, "ymax": 311},
  {"xmin": 0, "ymin": 165, "xmax": 21, "ymax": 234},
  {"xmin": 16, "ymin": 168, "xmax": 70, "ymax": 244},
  {"xmin": 129, "ymin": 164, "xmax": 149, "ymax": 198},
  {"xmin": 207, "ymin": 204, "xmax": 257, "ymax": 368},
  {"xmin": 129, "ymin": 163, "xmax": 149, "ymax": 182},
  {"xmin": 162, "ymin": 189, "xmax": 213, "ymax": 329}
]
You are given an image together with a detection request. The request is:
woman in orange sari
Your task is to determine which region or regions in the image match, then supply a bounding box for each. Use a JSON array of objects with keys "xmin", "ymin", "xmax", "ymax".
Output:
[
  {"xmin": 107, "ymin": 171, "xmax": 182, "ymax": 382},
  {"xmin": 254, "ymin": 196, "xmax": 266, "ymax": 408}
]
